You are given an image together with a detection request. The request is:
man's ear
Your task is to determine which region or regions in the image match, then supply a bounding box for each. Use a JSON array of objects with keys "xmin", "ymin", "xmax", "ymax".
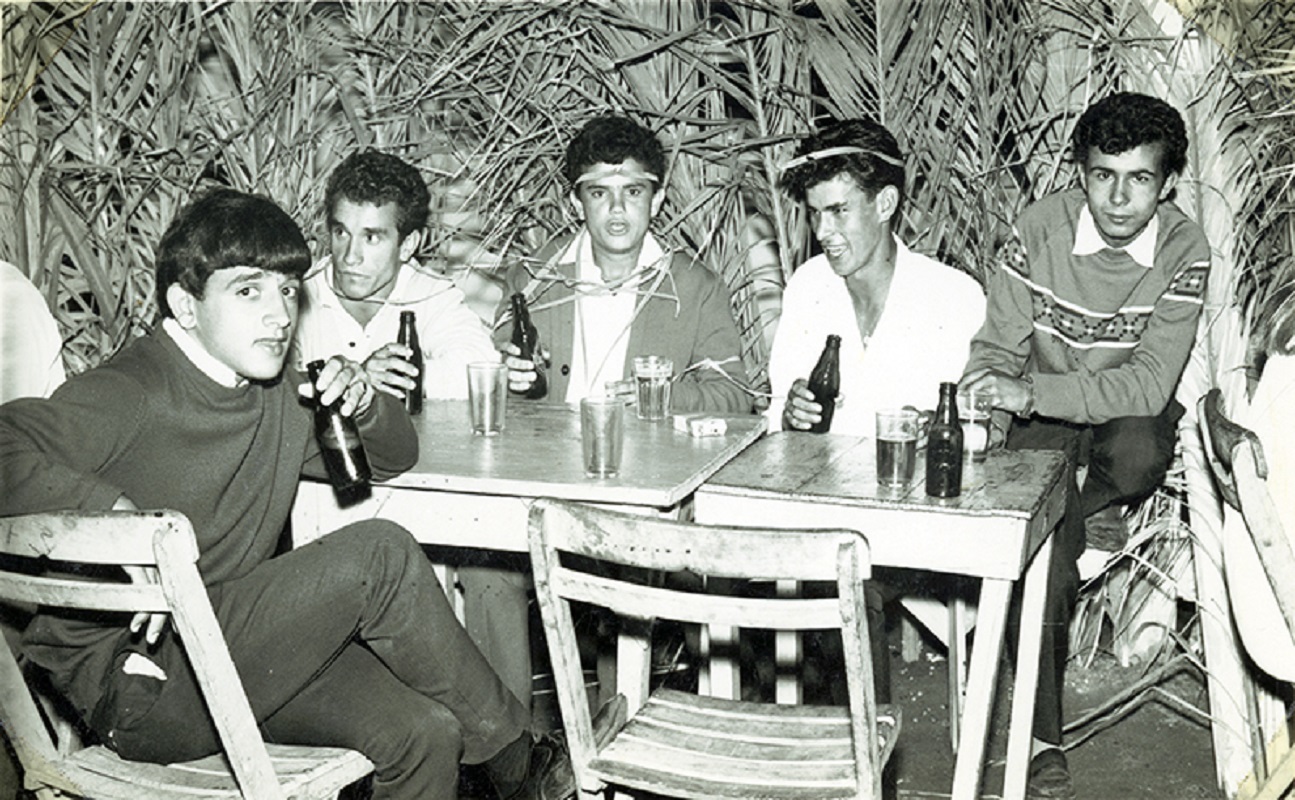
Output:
[
  {"xmin": 166, "ymin": 284, "xmax": 198, "ymax": 329},
  {"xmin": 650, "ymin": 186, "xmax": 666, "ymax": 217},
  {"xmin": 399, "ymin": 229, "xmax": 422, "ymax": 263},
  {"xmin": 1158, "ymin": 171, "xmax": 1179, "ymax": 201},
  {"xmin": 875, "ymin": 185, "xmax": 900, "ymax": 223},
  {"xmin": 569, "ymin": 191, "xmax": 585, "ymax": 220}
]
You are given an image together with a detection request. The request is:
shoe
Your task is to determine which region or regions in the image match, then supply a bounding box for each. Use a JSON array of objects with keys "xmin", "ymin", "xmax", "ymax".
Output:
[
  {"xmin": 1027, "ymin": 748, "xmax": 1077, "ymax": 800},
  {"xmin": 516, "ymin": 694, "xmax": 630, "ymax": 800},
  {"xmin": 1084, "ymin": 506, "xmax": 1129, "ymax": 552}
]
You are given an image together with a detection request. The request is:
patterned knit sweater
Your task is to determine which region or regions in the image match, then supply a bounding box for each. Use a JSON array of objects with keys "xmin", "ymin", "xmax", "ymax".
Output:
[{"xmin": 965, "ymin": 188, "xmax": 1211, "ymax": 424}]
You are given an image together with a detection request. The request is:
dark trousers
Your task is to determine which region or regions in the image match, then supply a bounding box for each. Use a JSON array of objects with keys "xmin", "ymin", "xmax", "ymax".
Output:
[
  {"xmin": 93, "ymin": 521, "xmax": 529, "ymax": 800},
  {"xmin": 1005, "ymin": 400, "xmax": 1182, "ymax": 743}
]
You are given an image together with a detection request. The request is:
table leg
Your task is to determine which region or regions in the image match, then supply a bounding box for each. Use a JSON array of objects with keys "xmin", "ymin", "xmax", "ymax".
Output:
[
  {"xmin": 1002, "ymin": 534, "xmax": 1053, "ymax": 800},
  {"xmin": 951, "ymin": 577, "xmax": 1011, "ymax": 800}
]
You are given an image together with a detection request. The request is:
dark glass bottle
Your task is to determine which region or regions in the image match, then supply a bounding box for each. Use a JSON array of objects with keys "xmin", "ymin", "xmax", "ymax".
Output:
[
  {"xmin": 509, "ymin": 292, "xmax": 547, "ymax": 399},
  {"xmin": 397, "ymin": 310, "xmax": 423, "ymax": 415},
  {"xmin": 925, "ymin": 381, "xmax": 964, "ymax": 498},
  {"xmin": 806, "ymin": 334, "xmax": 841, "ymax": 433},
  {"xmin": 306, "ymin": 359, "xmax": 372, "ymax": 493}
]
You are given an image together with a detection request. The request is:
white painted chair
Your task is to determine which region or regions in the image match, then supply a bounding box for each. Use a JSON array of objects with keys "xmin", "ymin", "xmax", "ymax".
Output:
[
  {"xmin": 0, "ymin": 510, "xmax": 373, "ymax": 799},
  {"xmin": 529, "ymin": 499, "xmax": 899, "ymax": 799}
]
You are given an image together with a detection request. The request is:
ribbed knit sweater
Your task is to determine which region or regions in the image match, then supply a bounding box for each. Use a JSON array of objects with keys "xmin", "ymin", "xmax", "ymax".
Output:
[
  {"xmin": 966, "ymin": 188, "xmax": 1211, "ymax": 424},
  {"xmin": 0, "ymin": 329, "xmax": 417, "ymax": 720}
]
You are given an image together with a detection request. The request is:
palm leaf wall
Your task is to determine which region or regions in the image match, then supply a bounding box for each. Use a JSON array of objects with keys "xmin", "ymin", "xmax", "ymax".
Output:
[{"xmin": 1, "ymin": 3, "xmax": 1292, "ymax": 791}]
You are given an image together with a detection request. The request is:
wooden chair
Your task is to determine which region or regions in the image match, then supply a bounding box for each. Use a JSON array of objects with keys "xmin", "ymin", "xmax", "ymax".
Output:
[
  {"xmin": 1198, "ymin": 388, "xmax": 1295, "ymax": 800},
  {"xmin": 528, "ymin": 499, "xmax": 899, "ymax": 800},
  {"xmin": 0, "ymin": 510, "xmax": 373, "ymax": 799}
]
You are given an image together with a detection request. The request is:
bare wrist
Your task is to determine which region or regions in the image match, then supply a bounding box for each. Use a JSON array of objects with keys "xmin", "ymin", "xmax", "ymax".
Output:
[{"xmin": 1017, "ymin": 374, "xmax": 1036, "ymax": 418}]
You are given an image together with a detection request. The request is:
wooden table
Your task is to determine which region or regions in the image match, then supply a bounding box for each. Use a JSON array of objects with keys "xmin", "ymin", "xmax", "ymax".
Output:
[
  {"xmin": 691, "ymin": 431, "xmax": 1067, "ymax": 800},
  {"xmin": 293, "ymin": 399, "xmax": 767, "ymax": 708}
]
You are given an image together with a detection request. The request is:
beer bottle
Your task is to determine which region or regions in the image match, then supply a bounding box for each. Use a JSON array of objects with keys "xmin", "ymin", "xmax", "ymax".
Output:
[
  {"xmin": 806, "ymin": 334, "xmax": 841, "ymax": 433},
  {"xmin": 306, "ymin": 359, "xmax": 372, "ymax": 494},
  {"xmin": 509, "ymin": 292, "xmax": 548, "ymax": 399},
  {"xmin": 925, "ymin": 381, "xmax": 964, "ymax": 498},
  {"xmin": 397, "ymin": 310, "xmax": 423, "ymax": 415}
]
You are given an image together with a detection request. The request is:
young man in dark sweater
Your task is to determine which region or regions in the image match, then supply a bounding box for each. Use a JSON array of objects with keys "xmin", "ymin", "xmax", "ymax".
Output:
[
  {"xmin": 961, "ymin": 93, "xmax": 1211, "ymax": 799},
  {"xmin": 0, "ymin": 188, "xmax": 573, "ymax": 800}
]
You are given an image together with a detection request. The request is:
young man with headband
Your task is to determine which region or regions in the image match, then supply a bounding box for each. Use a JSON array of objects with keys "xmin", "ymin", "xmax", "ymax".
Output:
[
  {"xmin": 769, "ymin": 116, "xmax": 985, "ymax": 722},
  {"xmin": 495, "ymin": 114, "xmax": 753, "ymax": 413}
]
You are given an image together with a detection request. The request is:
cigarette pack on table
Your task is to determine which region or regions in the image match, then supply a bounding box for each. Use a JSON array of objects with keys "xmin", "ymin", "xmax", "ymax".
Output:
[{"xmin": 672, "ymin": 414, "xmax": 727, "ymax": 437}]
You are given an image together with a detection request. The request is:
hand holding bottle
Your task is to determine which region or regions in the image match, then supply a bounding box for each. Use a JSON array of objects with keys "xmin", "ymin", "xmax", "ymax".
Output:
[
  {"xmin": 782, "ymin": 378, "xmax": 841, "ymax": 431},
  {"xmin": 300, "ymin": 356, "xmax": 374, "ymax": 418},
  {"xmin": 361, "ymin": 343, "xmax": 419, "ymax": 400},
  {"xmin": 499, "ymin": 341, "xmax": 549, "ymax": 395}
]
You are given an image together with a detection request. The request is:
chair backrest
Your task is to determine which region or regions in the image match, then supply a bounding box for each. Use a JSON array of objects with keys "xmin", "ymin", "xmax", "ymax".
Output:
[
  {"xmin": 0, "ymin": 510, "xmax": 287, "ymax": 799},
  {"xmin": 1198, "ymin": 389, "xmax": 1295, "ymax": 653},
  {"xmin": 527, "ymin": 499, "xmax": 882, "ymax": 798}
]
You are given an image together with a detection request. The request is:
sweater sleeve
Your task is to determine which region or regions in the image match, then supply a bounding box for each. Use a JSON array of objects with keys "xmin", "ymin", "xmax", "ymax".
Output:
[
  {"xmin": 667, "ymin": 266, "xmax": 754, "ymax": 414},
  {"xmin": 354, "ymin": 391, "xmax": 419, "ymax": 480},
  {"xmin": 963, "ymin": 231, "xmax": 1034, "ymax": 380},
  {"xmin": 297, "ymin": 366, "xmax": 418, "ymax": 482},
  {"xmin": 0, "ymin": 370, "xmax": 146, "ymax": 515},
  {"xmin": 1034, "ymin": 257, "xmax": 1210, "ymax": 423}
]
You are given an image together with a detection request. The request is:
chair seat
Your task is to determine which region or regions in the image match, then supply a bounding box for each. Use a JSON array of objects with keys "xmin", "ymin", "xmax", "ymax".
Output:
[
  {"xmin": 31, "ymin": 743, "xmax": 374, "ymax": 800},
  {"xmin": 590, "ymin": 688, "xmax": 900, "ymax": 800}
]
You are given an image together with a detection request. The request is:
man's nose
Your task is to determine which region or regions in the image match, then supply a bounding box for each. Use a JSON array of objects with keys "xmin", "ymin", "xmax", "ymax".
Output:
[
  {"xmin": 266, "ymin": 293, "xmax": 292, "ymax": 327},
  {"xmin": 1110, "ymin": 177, "xmax": 1130, "ymax": 206}
]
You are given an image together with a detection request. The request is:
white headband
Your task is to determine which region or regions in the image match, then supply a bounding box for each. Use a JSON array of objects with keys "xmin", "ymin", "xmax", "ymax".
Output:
[
  {"xmin": 574, "ymin": 163, "xmax": 661, "ymax": 186},
  {"xmin": 780, "ymin": 145, "xmax": 905, "ymax": 173}
]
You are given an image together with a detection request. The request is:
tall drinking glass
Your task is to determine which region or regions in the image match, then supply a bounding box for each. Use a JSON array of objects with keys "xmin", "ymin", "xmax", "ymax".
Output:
[
  {"xmin": 467, "ymin": 362, "xmax": 507, "ymax": 435},
  {"xmin": 581, "ymin": 396, "xmax": 624, "ymax": 478},
  {"xmin": 875, "ymin": 408, "xmax": 920, "ymax": 488}
]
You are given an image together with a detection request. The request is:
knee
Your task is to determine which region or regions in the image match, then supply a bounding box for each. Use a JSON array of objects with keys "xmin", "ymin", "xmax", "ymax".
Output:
[{"xmin": 1090, "ymin": 427, "xmax": 1173, "ymax": 499}]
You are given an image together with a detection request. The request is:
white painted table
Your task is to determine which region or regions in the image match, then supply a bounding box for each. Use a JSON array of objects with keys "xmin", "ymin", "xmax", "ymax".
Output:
[
  {"xmin": 691, "ymin": 431, "xmax": 1067, "ymax": 800},
  {"xmin": 293, "ymin": 399, "xmax": 766, "ymax": 709}
]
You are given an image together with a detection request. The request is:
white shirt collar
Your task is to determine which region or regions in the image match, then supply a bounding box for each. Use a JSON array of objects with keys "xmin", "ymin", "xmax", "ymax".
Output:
[
  {"xmin": 569, "ymin": 229, "xmax": 667, "ymax": 291},
  {"xmin": 163, "ymin": 318, "xmax": 247, "ymax": 388},
  {"xmin": 1072, "ymin": 204, "xmax": 1157, "ymax": 268}
]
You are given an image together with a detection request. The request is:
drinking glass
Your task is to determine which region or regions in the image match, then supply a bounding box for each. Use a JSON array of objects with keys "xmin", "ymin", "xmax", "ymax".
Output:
[
  {"xmin": 632, "ymin": 356, "xmax": 673, "ymax": 421},
  {"xmin": 875, "ymin": 408, "xmax": 920, "ymax": 487},
  {"xmin": 467, "ymin": 362, "xmax": 507, "ymax": 435},
  {"xmin": 581, "ymin": 396, "xmax": 624, "ymax": 478},
  {"xmin": 957, "ymin": 389, "xmax": 993, "ymax": 461}
]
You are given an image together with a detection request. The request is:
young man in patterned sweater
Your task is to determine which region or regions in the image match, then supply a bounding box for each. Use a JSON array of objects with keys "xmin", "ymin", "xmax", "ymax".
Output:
[{"xmin": 961, "ymin": 92, "xmax": 1211, "ymax": 799}]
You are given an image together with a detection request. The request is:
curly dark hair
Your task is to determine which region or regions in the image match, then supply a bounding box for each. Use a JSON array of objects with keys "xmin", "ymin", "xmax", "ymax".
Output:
[
  {"xmin": 324, "ymin": 150, "xmax": 430, "ymax": 238},
  {"xmin": 156, "ymin": 187, "xmax": 309, "ymax": 319},
  {"xmin": 778, "ymin": 117, "xmax": 906, "ymax": 218},
  {"xmin": 563, "ymin": 115, "xmax": 666, "ymax": 188},
  {"xmin": 1071, "ymin": 93, "xmax": 1188, "ymax": 176}
]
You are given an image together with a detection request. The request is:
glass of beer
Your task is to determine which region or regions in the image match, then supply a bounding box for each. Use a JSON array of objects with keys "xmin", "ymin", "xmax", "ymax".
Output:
[
  {"xmin": 957, "ymin": 389, "xmax": 993, "ymax": 461},
  {"xmin": 633, "ymin": 356, "xmax": 673, "ymax": 421},
  {"xmin": 875, "ymin": 408, "xmax": 920, "ymax": 488}
]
